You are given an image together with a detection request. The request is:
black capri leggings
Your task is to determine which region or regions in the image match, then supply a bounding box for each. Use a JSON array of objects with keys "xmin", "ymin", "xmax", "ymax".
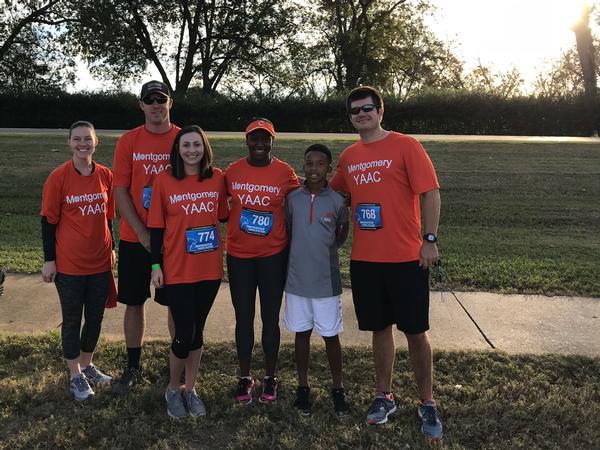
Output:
[
  {"xmin": 165, "ymin": 279, "xmax": 221, "ymax": 359},
  {"xmin": 55, "ymin": 271, "xmax": 110, "ymax": 360},
  {"xmin": 226, "ymin": 249, "xmax": 288, "ymax": 363}
]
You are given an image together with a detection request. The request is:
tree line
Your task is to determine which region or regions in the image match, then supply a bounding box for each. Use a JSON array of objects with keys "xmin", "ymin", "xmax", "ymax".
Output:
[{"xmin": 2, "ymin": 1, "xmax": 599, "ymax": 133}]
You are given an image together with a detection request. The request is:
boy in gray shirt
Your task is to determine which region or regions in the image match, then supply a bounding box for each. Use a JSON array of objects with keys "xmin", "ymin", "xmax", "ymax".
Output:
[{"xmin": 284, "ymin": 144, "xmax": 350, "ymax": 417}]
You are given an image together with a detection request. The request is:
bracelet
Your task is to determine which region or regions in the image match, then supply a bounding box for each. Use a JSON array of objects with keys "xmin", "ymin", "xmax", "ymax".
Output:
[{"xmin": 151, "ymin": 263, "xmax": 161, "ymax": 270}]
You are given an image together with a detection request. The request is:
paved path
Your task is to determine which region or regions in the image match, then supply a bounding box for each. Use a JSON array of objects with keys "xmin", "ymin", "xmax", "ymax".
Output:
[
  {"xmin": 1, "ymin": 274, "xmax": 598, "ymax": 357},
  {"xmin": 1, "ymin": 128, "xmax": 599, "ymax": 143}
]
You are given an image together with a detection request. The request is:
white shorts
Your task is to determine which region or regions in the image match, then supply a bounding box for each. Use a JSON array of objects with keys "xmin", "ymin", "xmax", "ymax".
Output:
[{"xmin": 283, "ymin": 292, "xmax": 343, "ymax": 337}]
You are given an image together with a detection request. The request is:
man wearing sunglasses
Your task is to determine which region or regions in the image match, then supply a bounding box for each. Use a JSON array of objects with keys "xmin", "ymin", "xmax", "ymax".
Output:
[
  {"xmin": 330, "ymin": 86, "xmax": 443, "ymax": 441},
  {"xmin": 111, "ymin": 80, "xmax": 180, "ymax": 395}
]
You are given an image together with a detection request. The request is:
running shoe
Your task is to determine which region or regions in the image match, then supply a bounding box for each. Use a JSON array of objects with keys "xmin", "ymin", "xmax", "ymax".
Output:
[
  {"xmin": 184, "ymin": 389, "xmax": 207, "ymax": 417},
  {"xmin": 259, "ymin": 376, "xmax": 278, "ymax": 403},
  {"xmin": 82, "ymin": 364, "xmax": 112, "ymax": 385},
  {"xmin": 111, "ymin": 366, "xmax": 142, "ymax": 395},
  {"xmin": 234, "ymin": 377, "xmax": 255, "ymax": 404},
  {"xmin": 293, "ymin": 386, "xmax": 312, "ymax": 416},
  {"xmin": 69, "ymin": 373, "xmax": 94, "ymax": 401},
  {"xmin": 165, "ymin": 387, "xmax": 187, "ymax": 419},
  {"xmin": 331, "ymin": 387, "xmax": 350, "ymax": 418},
  {"xmin": 366, "ymin": 393, "xmax": 397, "ymax": 425},
  {"xmin": 418, "ymin": 399, "xmax": 443, "ymax": 441}
]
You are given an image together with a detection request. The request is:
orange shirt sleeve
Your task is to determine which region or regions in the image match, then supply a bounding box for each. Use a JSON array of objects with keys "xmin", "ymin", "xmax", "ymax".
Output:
[
  {"xmin": 41, "ymin": 169, "xmax": 62, "ymax": 224},
  {"xmin": 217, "ymin": 174, "xmax": 230, "ymax": 222},
  {"xmin": 105, "ymin": 168, "xmax": 116, "ymax": 220},
  {"xmin": 284, "ymin": 166, "xmax": 301, "ymax": 195},
  {"xmin": 330, "ymin": 158, "xmax": 348, "ymax": 192},
  {"xmin": 112, "ymin": 134, "xmax": 132, "ymax": 188},
  {"xmin": 404, "ymin": 138, "xmax": 440, "ymax": 194},
  {"xmin": 147, "ymin": 175, "xmax": 166, "ymax": 228}
]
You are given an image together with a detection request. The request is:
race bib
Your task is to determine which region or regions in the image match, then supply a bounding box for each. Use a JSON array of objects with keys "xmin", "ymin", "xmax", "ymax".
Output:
[
  {"xmin": 355, "ymin": 203, "xmax": 382, "ymax": 230},
  {"xmin": 240, "ymin": 208, "xmax": 273, "ymax": 236},
  {"xmin": 185, "ymin": 225, "xmax": 218, "ymax": 253},
  {"xmin": 142, "ymin": 186, "xmax": 152, "ymax": 210}
]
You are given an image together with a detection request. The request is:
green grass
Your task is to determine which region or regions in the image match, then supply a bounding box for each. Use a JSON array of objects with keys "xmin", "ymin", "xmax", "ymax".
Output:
[
  {"xmin": 0, "ymin": 334, "xmax": 598, "ymax": 449},
  {"xmin": 0, "ymin": 133, "xmax": 599, "ymax": 296}
]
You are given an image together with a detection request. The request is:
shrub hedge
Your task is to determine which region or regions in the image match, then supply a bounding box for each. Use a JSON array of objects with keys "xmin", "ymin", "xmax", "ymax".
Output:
[{"xmin": 2, "ymin": 91, "xmax": 597, "ymax": 136}]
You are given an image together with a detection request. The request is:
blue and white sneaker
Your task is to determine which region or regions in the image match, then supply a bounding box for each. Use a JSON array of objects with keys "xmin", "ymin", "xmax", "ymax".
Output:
[
  {"xmin": 418, "ymin": 399, "xmax": 443, "ymax": 441},
  {"xmin": 366, "ymin": 393, "xmax": 397, "ymax": 425},
  {"xmin": 69, "ymin": 373, "xmax": 94, "ymax": 401},
  {"xmin": 82, "ymin": 364, "xmax": 112, "ymax": 385}
]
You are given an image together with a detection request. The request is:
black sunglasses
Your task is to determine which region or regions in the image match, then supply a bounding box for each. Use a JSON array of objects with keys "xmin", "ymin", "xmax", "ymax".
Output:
[
  {"xmin": 349, "ymin": 104, "xmax": 378, "ymax": 115},
  {"xmin": 142, "ymin": 96, "xmax": 168, "ymax": 105}
]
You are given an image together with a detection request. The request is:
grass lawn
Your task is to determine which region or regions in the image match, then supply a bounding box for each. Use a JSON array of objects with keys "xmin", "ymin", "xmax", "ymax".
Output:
[
  {"xmin": 0, "ymin": 132, "xmax": 598, "ymax": 296},
  {"xmin": 0, "ymin": 334, "xmax": 598, "ymax": 450}
]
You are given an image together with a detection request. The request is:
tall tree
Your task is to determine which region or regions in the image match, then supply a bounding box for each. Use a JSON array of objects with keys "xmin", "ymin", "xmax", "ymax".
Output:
[
  {"xmin": 306, "ymin": 0, "xmax": 459, "ymax": 95},
  {"xmin": 572, "ymin": 1, "xmax": 598, "ymax": 134},
  {"xmin": 0, "ymin": 0, "xmax": 74, "ymax": 92},
  {"xmin": 68, "ymin": 0, "xmax": 297, "ymax": 97},
  {"xmin": 463, "ymin": 63, "xmax": 524, "ymax": 99}
]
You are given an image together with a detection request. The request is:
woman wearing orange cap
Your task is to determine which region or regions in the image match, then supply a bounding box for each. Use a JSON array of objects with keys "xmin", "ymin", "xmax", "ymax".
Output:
[{"xmin": 225, "ymin": 118, "xmax": 300, "ymax": 404}]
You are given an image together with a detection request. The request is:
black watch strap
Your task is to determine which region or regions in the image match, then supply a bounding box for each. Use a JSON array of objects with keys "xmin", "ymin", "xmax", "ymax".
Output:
[{"xmin": 423, "ymin": 233, "xmax": 437, "ymax": 243}]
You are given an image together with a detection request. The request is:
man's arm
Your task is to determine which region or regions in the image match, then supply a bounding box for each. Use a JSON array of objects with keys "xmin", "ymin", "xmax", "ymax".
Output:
[
  {"xmin": 419, "ymin": 188, "xmax": 441, "ymax": 268},
  {"xmin": 115, "ymin": 186, "xmax": 150, "ymax": 251}
]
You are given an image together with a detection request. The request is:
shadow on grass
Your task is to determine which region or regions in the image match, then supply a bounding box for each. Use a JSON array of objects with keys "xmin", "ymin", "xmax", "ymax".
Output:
[{"xmin": 0, "ymin": 334, "xmax": 598, "ymax": 449}]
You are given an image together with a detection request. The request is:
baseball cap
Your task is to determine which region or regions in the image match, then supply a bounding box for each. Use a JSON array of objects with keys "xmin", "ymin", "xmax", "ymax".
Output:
[
  {"xmin": 245, "ymin": 119, "xmax": 275, "ymax": 138},
  {"xmin": 140, "ymin": 80, "xmax": 170, "ymax": 99}
]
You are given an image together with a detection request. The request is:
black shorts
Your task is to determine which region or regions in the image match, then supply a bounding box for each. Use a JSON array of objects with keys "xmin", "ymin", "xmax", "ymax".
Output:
[
  {"xmin": 350, "ymin": 260, "xmax": 429, "ymax": 334},
  {"xmin": 118, "ymin": 240, "xmax": 166, "ymax": 306}
]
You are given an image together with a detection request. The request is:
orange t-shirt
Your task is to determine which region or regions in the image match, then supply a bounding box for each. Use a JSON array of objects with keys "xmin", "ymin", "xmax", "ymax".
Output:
[
  {"xmin": 147, "ymin": 169, "xmax": 229, "ymax": 284},
  {"xmin": 40, "ymin": 161, "xmax": 115, "ymax": 275},
  {"xmin": 330, "ymin": 132, "xmax": 440, "ymax": 263},
  {"xmin": 225, "ymin": 157, "xmax": 300, "ymax": 258},
  {"xmin": 112, "ymin": 125, "xmax": 181, "ymax": 242}
]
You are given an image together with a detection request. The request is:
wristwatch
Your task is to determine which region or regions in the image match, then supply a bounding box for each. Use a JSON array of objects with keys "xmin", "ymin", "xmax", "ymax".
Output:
[{"xmin": 423, "ymin": 233, "xmax": 437, "ymax": 243}]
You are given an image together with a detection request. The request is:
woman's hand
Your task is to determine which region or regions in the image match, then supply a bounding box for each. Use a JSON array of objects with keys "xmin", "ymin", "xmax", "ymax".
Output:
[
  {"xmin": 42, "ymin": 261, "xmax": 57, "ymax": 283},
  {"xmin": 111, "ymin": 250, "xmax": 117, "ymax": 269},
  {"xmin": 151, "ymin": 267, "xmax": 164, "ymax": 289}
]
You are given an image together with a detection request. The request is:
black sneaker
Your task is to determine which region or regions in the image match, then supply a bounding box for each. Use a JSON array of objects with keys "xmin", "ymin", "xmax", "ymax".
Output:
[
  {"xmin": 259, "ymin": 376, "xmax": 278, "ymax": 403},
  {"xmin": 111, "ymin": 366, "xmax": 142, "ymax": 395},
  {"xmin": 332, "ymin": 387, "xmax": 350, "ymax": 418},
  {"xmin": 293, "ymin": 386, "xmax": 312, "ymax": 416}
]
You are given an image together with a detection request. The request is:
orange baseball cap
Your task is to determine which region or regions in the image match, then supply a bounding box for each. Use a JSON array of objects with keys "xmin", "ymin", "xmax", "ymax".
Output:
[{"xmin": 245, "ymin": 119, "xmax": 275, "ymax": 138}]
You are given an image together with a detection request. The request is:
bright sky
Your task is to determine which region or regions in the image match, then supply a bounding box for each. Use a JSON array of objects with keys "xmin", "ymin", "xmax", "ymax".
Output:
[
  {"xmin": 427, "ymin": 0, "xmax": 590, "ymax": 91},
  {"xmin": 73, "ymin": 0, "xmax": 591, "ymax": 93}
]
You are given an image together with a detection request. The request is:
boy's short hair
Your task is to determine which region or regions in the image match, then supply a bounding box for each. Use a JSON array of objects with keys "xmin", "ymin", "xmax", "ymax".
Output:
[
  {"xmin": 346, "ymin": 86, "xmax": 384, "ymax": 113},
  {"xmin": 304, "ymin": 143, "xmax": 332, "ymax": 163}
]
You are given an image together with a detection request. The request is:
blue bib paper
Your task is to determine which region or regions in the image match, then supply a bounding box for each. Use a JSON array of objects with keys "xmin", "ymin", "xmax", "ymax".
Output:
[
  {"xmin": 240, "ymin": 208, "xmax": 273, "ymax": 236},
  {"xmin": 142, "ymin": 186, "xmax": 152, "ymax": 210},
  {"xmin": 355, "ymin": 203, "xmax": 382, "ymax": 230},
  {"xmin": 185, "ymin": 225, "xmax": 218, "ymax": 253}
]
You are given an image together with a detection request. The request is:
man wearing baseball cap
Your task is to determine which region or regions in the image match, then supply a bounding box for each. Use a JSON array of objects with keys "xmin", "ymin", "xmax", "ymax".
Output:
[{"xmin": 111, "ymin": 80, "xmax": 180, "ymax": 394}]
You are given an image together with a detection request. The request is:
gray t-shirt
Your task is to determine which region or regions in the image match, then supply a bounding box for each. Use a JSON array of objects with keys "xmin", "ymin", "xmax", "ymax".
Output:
[{"xmin": 285, "ymin": 184, "xmax": 349, "ymax": 298}]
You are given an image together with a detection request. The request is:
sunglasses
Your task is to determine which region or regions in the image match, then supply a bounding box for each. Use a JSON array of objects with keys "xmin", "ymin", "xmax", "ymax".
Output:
[
  {"xmin": 349, "ymin": 104, "xmax": 378, "ymax": 115},
  {"xmin": 142, "ymin": 96, "xmax": 168, "ymax": 105}
]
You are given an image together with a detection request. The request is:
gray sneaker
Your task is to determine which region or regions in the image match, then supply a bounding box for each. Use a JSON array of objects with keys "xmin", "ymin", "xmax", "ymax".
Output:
[
  {"xmin": 184, "ymin": 389, "xmax": 207, "ymax": 417},
  {"xmin": 366, "ymin": 394, "xmax": 397, "ymax": 425},
  {"xmin": 69, "ymin": 373, "xmax": 94, "ymax": 401},
  {"xmin": 165, "ymin": 388, "xmax": 188, "ymax": 419},
  {"xmin": 418, "ymin": 399, "xmax": 443, "ymax": 441},
  {"xmin": 82, "ymin": 364, "xmax": 112, "ymax": 385}
]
